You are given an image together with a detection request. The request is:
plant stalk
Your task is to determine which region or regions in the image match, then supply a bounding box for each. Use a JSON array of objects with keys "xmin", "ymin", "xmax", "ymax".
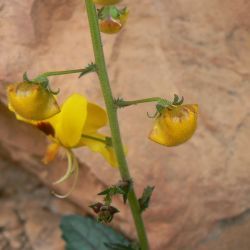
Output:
[
  {"xmin": 82, "ymin": 134, "xmax": 109, "ymax": 144},
  {"xmin": 35, "ymin": 64, "xmax": 96, "ymax": 79},
  {"xmin": 84, "ymin": 0, "xmax": 150, "ymax": 249},
  {"xmin": 115, "ymin": 97, "xmax": 162, "ymax": 108}
]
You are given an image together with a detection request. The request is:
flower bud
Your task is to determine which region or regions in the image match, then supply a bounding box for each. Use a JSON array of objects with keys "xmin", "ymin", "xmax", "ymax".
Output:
[
  {"xmin": 149, "ymin": 104, "xmax": 198, "ymax": 146},
  {"xmin": 98, "ymin": 205, "xmax": 119, "ymax": 223},
  {"xmin": 7, "ymin": 82, "xmax": 60, "ymax": 120},
  {"xmin": 93, "ymin": 0, "xmax": 122, "ymax": 5},
  {"xmin": 98, "ymin": 6, "xmax": 128, "ymax": 34}
]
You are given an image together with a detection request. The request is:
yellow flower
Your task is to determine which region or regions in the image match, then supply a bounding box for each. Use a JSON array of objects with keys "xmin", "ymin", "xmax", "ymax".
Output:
[
  {"xmin": 7, "ymin": 82, "xmax": 60, "ymax": 120},
  {"xmin": 149, "ymin": 104, "xmax": 198, "ymax": 146},
  {"xmin": 37, "ymin": 94, "xmax": 117, "ymax": 168},
  {"xmin": 7, "ymin": 93, "xmax": 117, "ymax": 197}
]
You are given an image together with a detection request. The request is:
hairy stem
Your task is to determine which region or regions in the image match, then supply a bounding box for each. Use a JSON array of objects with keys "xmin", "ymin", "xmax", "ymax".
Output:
[
  {"xmin": 84, "ymin": 0, "xmax": 150, "ymax": 249},
  {"xmin": 115, "ymin": 97, "xmax": 162, "ymax": 108},
  {"xmin": 34, "ymin": 64, "xmax": 96, "ymax": 79}
]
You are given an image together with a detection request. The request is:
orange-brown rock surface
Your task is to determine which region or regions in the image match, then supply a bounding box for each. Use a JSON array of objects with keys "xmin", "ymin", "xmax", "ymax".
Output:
[{"xmin": 1, "ymin": 0, "xmax": 250, "ymax": 249}]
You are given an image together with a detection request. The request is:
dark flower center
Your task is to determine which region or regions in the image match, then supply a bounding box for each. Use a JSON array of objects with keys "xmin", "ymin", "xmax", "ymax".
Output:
[{"xmin": 36, "ymin": 122, "xmax": 55, "ymax": 137}]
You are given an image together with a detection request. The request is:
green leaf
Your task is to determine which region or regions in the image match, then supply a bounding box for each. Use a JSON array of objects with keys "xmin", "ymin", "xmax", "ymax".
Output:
[
  {"xmin": 138, "ymin": 186, "xmax": 155, "ymax": 213},
  {"xmin": 60, "ymin": 215, "xmax": 130, "ymax": 250},
  {"xmin": 104, "ymin": 242, "xmax": 140, "ymax": 250}
]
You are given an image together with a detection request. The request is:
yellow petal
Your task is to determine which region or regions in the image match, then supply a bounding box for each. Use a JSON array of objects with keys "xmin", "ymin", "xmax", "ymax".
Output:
[
  {"xmin": 83, "ymin": 102, "xmax": 108, "ymax": 133},
  {"xmin": 79, "ymin": 133, "xmax": 118, "ymax": 167},
  {"xmin": 54, "ymin": 94, "xmax": 88, "ymax": 148},
  {"xmin": 7, "ymin": 82, "xmax": 60, "ymax": 120},
  {"xmin": 149, "ymin": 104, "xmax": 198, "ymax": 146},
  {"xmin": 8, "ymin": 102, "xmax": 36, "ymax": 125}
]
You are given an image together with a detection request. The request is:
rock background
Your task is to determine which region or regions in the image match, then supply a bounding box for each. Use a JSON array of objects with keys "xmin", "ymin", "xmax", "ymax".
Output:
[{"xmin": 1, "ymin": 0, "xmax": 250, "ymax": 249}]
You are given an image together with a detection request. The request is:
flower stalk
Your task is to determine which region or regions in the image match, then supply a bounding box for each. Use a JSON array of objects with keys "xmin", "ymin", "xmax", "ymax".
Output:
[
  {"xmin": 115, "ymin": 97, "xmax": 165, "ymax": 108},
  {"xmin": 82, "ymin": 134, "xmax": 111, "ymax": 145},
  {"xmin": 84, "ymin": 0, "xmax": 150, "ymax": 249},
  {"xmin": 33, "ymin": 63, "xmax": 96, "ymax": 80}
]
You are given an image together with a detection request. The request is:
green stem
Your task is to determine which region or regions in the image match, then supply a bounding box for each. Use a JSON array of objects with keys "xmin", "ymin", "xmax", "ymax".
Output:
[
  {"xmin": 115, "ymin": 97, "xmax": 162, "ymax": 108},
  {"xmin": 84, "ymin": 1, "xmax": 150, "ymax": 249},
  {"xmin": 81, "ymin": 134, "xmax": 107, "ymax": 144},
  {"xmin": 35, "ymin": 64, "xmax": 96, "ymax": 79},
  {"xmin": 81, "ymin": 134, "xmax": 112, "ymax": 146}
]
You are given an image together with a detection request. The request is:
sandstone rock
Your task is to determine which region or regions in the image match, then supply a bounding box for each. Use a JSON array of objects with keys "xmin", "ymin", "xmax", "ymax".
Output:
[
  {"xmin": 1, "ymin": 0, "xmax": 250, "ymax": 249},
  {"xmin": 0, "ymin": 156, "xmax": 81, "ymax": 250}
]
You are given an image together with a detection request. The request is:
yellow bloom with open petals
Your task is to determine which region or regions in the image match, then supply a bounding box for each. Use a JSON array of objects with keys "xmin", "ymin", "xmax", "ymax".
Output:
[
  {"xmin": 7, "ymin": 93, "xmax": 117, "ymax": 196},
  {"xmin": 7, "ymin": 90, "xmax": 117, "ymax": 168},
  {"xmin": 149, "ymin": 104, "xmax": 198, "ymax": 146},
  {"xmin": 39, "ymin": 94, "xmax": 117, "ymax": 167}
]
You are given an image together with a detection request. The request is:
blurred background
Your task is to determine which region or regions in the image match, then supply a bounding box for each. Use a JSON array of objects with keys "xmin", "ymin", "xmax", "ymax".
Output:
[{"xmin": 1, "ymin": 0, "xmax": 250, "ymax": 249}]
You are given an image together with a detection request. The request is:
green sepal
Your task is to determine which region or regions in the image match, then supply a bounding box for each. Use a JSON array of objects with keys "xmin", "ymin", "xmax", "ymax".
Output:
[
  {"xmin": 34, "ymin": 75, "xmax": 49, "ymax": 88},
  {"xmin": 173, "ymin": 94, "xmax": 179, "ymax": 104},
  {"xmin": 23, "ymin": 72, "xmax": 33, "ymax": 83},
  {"xmin": 154, "ymin": 95, "xmax": 184, "ymax": 117},
  {"xmin": 47, "ymin": 85, "xmax": 60, "ymax": 95},
  {"xmin": 98, "ymin": 180, "xmax": 132, "ymax": 204},
  {"xmin": 23, "ymin": 71, "xmax": 60, "ymax": 95},
  {"xmin": 138, "ymin": 186, "xmax": 155, "ymax": 213},
  {"xmin": 146, "ymin": 111, "xmax": 159, "ymax": 119},
  {"xmin": 156, "ymin": 99, "xmax": 172, "ymax": 110},
  {"xmin": 98, "ymin": 186, "xmax": 126, "ymax": 196},
  {"xmin": 98, "ymin": 6, "xmax": 126, "ymax": 20},
  {"xmin": 172, "ymin": 94, "xmax": 184, "ymax": 105}
]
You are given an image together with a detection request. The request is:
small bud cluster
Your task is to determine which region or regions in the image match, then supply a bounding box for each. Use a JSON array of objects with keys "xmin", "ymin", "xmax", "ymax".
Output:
[{"xmin": 90, "ymin": 179, "xmax": 132, "ymax": 223}]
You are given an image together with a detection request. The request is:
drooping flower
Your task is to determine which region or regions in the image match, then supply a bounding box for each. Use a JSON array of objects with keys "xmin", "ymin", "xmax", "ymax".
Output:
[
  {"xmin": 149, "ymin": 104, "xmax": 198, "ymax": 146},
  {"xmin": 7, "ymin": 82, "xmax": 60, "ymax": 120},
  {"xmin": 7, "ymin": 93, "xmax": 117, "ymax": 197}
]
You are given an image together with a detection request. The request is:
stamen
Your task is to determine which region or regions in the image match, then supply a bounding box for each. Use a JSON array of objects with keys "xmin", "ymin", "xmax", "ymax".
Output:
[{"xmin": 51, "ymin": 149, "xmax": 79, "ymax": 199}]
